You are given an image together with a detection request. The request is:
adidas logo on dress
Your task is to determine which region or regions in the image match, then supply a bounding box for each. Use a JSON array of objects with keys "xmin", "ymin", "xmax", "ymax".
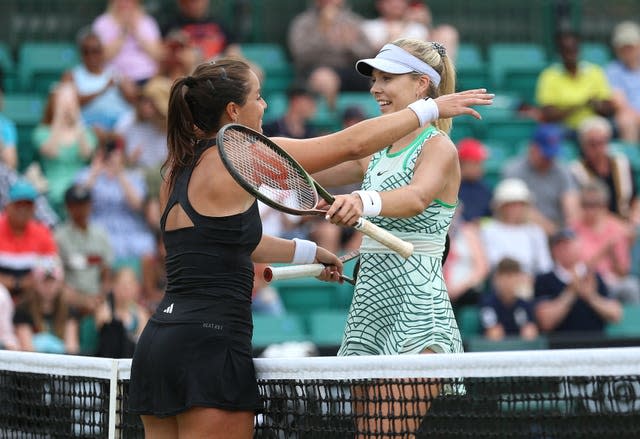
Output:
[{"xmin": 163, "ymin": 303, "xmax": 174, "ymax": 314}]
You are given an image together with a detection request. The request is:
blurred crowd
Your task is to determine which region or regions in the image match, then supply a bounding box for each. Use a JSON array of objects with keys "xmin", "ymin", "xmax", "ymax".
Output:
[{"xmin": 0, "ymin": 0, "xmax": 638, "ymax": 357}]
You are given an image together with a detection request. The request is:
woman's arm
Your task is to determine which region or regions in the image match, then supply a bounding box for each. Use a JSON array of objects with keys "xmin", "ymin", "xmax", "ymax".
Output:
[
  {"xmin": 15, "ymin": 324, "xmax": 35, "ymax": 352},
  {"xmin": 312, "ymin": 158, "xmax": 368, "ymax": 188},
  {"xmin": 323, "ymin": 135, "xmax": 458, "ymax": 225},
  {"xmin": 251, "ymin": 235, "xmax": 343, "ymax": 278},
  {"xmin": 64, "ymin": 319, "xmax": 80, "ymax": 355},
  {"xmin": 278, "ymin": 90, "xmax": 493, "ymax": 173}
]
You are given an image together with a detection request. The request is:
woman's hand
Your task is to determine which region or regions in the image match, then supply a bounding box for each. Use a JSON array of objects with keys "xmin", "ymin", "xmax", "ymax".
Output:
[
  {"xmin": 322, "ymin": 194, "xmax": 364, "ymax": 227},
  {"xmin": 434, "ymin": 89, "xmax": 494, "ymax": 120},
  {"xmin": 314, "ymin": 246, "xmax": 344, "ymax": 283}
]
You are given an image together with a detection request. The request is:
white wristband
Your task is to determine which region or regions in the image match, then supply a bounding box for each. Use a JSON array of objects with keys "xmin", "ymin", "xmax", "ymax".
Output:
[
  {"xmin": 292, "ymin": 238, "xmax": 317, "ymax": 264},
  {"xmin": 352, "ymin": 190, "xmax": 382, "ymax": 216},
  {"xmin": 407, "ymin": 98, "xmax": 439, "ymax": 127}
]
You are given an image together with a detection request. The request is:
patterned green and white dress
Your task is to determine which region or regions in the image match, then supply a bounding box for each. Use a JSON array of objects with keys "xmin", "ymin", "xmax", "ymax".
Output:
[{"xmin": 337, "ymin": 125, "xmax": 464, "ymax": 357}]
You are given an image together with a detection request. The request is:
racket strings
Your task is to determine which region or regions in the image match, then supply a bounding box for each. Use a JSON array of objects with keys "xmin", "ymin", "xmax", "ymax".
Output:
[{"xmin": 222, "ymin": 130, "xmax": 318, "ymax": 210}]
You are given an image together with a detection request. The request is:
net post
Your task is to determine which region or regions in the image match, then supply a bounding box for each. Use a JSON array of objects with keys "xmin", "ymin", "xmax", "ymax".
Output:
[{"xmin": 108, "ymin": 359, "xmax": 119, "ymax": 439}]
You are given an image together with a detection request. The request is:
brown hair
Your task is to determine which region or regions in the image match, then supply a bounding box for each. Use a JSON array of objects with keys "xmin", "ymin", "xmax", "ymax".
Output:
[{"xmin": 163, "ymin": 59, "xmax": 253, "ymax": 191}]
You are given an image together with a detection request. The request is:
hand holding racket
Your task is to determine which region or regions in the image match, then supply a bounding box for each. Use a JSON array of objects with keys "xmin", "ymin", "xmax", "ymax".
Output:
[
  {"xmin": 264, "ymin": 251, "xmax": 360, "ymax": 285},
  {"xmin": 217, "ymin": 124, "xmax": 414, "ymax": 258}
]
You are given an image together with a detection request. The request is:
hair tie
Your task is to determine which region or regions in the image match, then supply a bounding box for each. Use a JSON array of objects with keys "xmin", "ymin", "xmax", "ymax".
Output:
[
  {"xmin": 432, "ymin": 42, "xmax": 447, "ymax": 57},
  {"xmin": 184, "ymin": 76, "xmax": 197, "ymax": 88}
]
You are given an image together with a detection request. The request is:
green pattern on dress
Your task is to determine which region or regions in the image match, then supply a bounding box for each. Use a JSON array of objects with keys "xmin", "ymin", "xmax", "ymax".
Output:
[{"xmin": 338, "ymin": 126, "xmax": 464, "ymax": 357}]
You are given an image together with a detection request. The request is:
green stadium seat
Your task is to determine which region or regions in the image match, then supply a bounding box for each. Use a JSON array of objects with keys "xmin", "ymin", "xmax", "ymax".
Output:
[
  {"xmin": 0, "ymin": 43, "xmax": 18, "ymax": 93},
  {"xmin": 2, "ymin": 93, "xmax": 45, "ymax": 171},
  {"xmin": 606, "ymin": 304, "xmax": 640, "ymax": 338},
  {"xmin": 272, "ymin": 278, "xmax": 340, "ymax": 316},
  {"xmin": 307, "ymin": 309, "xmax": 348, "ymax": 347},
  {"xmin": 450, "ymin": 119, "xmax": 478, "ymax": 143},
  {"xmin": 241, "ymin": 43, "xmax": 293, "ymax": 95},
  {"xmin": 484, "ymin": 118, "xmax": 537, "ymax": 145},
  {"xmin": 336, "ymin": 92, "xmax": 380, "ymax": 119},
  {"xmin": 456, "ymin": 43, "xmax": 489, "ymax": 91},
  {"xmin": 263, "ymin": 92, "xmax": 288, "ymax": 123},
  {"xmin": 487, "ymin": 43, "xmax": 547, "ymax": 92},
  {"xmin": 17, "ymin": 41, "xmax": 78, "ymax": 93},
  {"xmin": 456, "ymin": 305, "xmax": 481, "ymax": 340},
  {"xmin": 610, "ymin": 140, "xmax": 640, "ymax": 171},
  {"xmin": 580, "ymin": 42, "xmax": 612, "ymax": 65},
  {"xmin": 310, "ymin": 98, "xmax": 340, "ymax": 133},
  {"xmin": 466, "ymin": 336, "xmax": 548, "ymax": 352},
  {"xmin": 252, "ymin": 314, "xmax": 308, "ymax": 348}
]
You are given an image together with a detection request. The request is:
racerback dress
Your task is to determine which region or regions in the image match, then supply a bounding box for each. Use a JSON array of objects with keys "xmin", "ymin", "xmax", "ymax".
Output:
[
  {"xmin": 128, "ymin": 139, "xmax": 263, "ymax": 417},
  {"xmin": 337, "ymin": 126, "xmax": 464, "ymax": 356}
]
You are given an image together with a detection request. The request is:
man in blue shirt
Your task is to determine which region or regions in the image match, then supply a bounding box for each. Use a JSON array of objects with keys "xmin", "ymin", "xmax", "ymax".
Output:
[{"xmin": 534, "ymin": 228, "xmax": 622, "ymax": 334}]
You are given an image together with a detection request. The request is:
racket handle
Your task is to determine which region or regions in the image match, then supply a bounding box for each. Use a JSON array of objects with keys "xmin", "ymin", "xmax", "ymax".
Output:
[
  {"xmin": 264, "ymin": 263, "xmax": 324, "ymax": 282},
  {"xmin": 354, "ymin": 218, "xmax": 414, "ymax": 259}
]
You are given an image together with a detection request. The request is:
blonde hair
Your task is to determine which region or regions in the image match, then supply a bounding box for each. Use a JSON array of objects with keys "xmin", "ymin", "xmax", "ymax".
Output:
[
  {"xmin": 392, "ymin": 38, "xmax": 456, "ymax": 134},
  {"xmin": 577, "ymin": 115, "xmax": 613, "ymax": 142}
]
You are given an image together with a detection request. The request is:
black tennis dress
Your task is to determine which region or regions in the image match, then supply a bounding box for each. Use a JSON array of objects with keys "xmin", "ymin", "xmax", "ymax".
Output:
[{"xmin": 128, "ymin": 140, "xmax": 262, "ymax": 417}]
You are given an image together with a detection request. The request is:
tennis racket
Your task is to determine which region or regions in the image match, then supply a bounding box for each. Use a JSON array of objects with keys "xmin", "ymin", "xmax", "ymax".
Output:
[
  {"xmin": 217, "ymin": 124, "xmax": 414, "ymax": 258},
  {"xmin": 264, "ymin": 250, "xmax": 360, "ymax": 285}
]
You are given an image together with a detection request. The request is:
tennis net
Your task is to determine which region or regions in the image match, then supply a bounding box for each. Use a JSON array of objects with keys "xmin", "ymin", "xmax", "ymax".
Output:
[{"xmin": 1, "ymin": 347, "xmax": 640, "ymax": 438}]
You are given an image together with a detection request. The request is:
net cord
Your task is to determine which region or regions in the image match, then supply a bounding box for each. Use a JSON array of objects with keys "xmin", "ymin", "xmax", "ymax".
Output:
[{"xmin": 7, "ymin": 347, "xmax": 640, "ymax": 383}]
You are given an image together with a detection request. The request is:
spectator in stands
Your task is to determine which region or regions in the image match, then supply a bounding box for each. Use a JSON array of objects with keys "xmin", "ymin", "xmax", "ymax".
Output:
[
  {"xmin": 0, "ymin": 180, "xmax": 58, "ymax": 299},
  {"xmin": 479, "ymin": 257, "xmax": 539, "ymax": 341},
  {"xmin": 74, "ymin": 136, "xmax": 155, "ymax": 267},
  {"xmin": 0, "ymin": 284, "xmax": 18, "ymax": 350},
  {"xmin": 444, "ymin": 204, "xmax": 490, "ymax": 310},
  {"xmin": 605, "ymin": 20, "xmax": 640, "ymax": 143},
  {"xmin": 0, "ymin": 162, "xmax": 58, "ymax": 228},
  {"xmin": 536, "ymin": 30, "xmax": 616, "ymax": 137},
  {"xmin": 251, "ymin": 262, "xmax": 285, "ymax": 316},
  {"xmin": 62, "ymin": 28, "xmax": 136, "ymax": 137},
  {"xmin": 570, "ymin": 115, "xmax": 640, "ymax": 223},
  {"xmin": 13, "ymin": 257, "xmax": 79, "ymax": 354},
  {"xmin": 456, "ymin": 138, "xmax": 492, "ymax": 222},
  {"xmin": 481, "ymin": 178, "xmax": 553, "ymax": 281},
  {"xmin": 0, "ymin": 89, "xmax": 18, "ymax": 169},
  {"xmin": 571, "ymin": 181, "xmax": 640, "ymax": 304},
  {"xmin": 92, "ymin": 0, "xmax": 165, "ymax": 85},
  {"xmin": 158, "ymin": 29, "xmax": 200, "ymax": 81},
  {"xmin": 32, "ymin": 82, "xmax": 98, "ymax": 217},
  {"xmin": 55, "ymin": 184, "xmax": 113, "ymax": 316},
  {"xmin": 115, "ymin": 75, "xmax": 170, "ymax": 184},
  {"xmin": 362, "ymin": 0, "xmax": 429, "ymax": 51},
  {"xmin": 401, "ymin": 2, "xmax": 459, "ymax": 61},
  {"xmin": 534, "ymin": 228, "xmax": 622, "ymax": 334},
  {"xmin": 161, "ymin": 0, "xmax": 241, "ymax": 62},
  {"xmin": 94, "ymin": 266, "xmax": 149, "ymax": 358},
  {"xmin": 262, "ymin": 84, "xmax": 318, "ymax": 139},
  {"xmin": 288, "ymin": 0, "xmax": 375, "ymax": 110},
  {"xmin": 503, "ymin": 123, "xmax": 580, "ymax": 236}
]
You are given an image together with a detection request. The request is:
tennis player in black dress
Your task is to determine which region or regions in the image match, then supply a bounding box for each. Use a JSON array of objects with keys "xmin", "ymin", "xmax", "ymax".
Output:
[{"xmin": 128, "ymin": 59, "xmax": 492, "ymax": 438}]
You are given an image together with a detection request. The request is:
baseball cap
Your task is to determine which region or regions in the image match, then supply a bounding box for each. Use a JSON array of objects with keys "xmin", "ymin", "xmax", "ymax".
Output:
[
  {"xmin": 64, "ymin": 184, "xmax": 91, "ymax": 204},
  {"xmin": 612, "ymin": 21, "xmax": 640, "ymax": 47},
  {"xmin": 549, "ymin": 228, "xmax": 576, "ymax": 247},
  {"xmin": 457, "ymin": 138, "xmax": 488, "ymax": 162},
  {"xmin": 9, "ymin": 179, "xmax": 38, "ymax": 203},
  {"xmin": 532, "ymin": 124, "xmax": 563, "ymax": 159},
  {"xmin": 492, "ymin": 178, "xmax": 532, "ymax": 207},
  {"xmin": 356, "ymin": 43, "xmax": 441, "ymax": 86}
]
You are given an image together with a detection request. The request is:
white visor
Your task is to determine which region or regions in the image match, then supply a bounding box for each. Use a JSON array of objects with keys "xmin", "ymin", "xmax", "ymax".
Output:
[{"xmin": 356, "ymin": 44, "xmax": 441, "ymax": 87}]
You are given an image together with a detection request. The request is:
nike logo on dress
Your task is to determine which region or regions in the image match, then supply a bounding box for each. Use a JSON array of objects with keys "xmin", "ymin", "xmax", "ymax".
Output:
[
  {"xmin": 376, "ymin": 170, "xmax": 388, "ymax": 176},
  {"xmin": 163, "ymin": 303, "xmax": 174, "ymax": 314}
]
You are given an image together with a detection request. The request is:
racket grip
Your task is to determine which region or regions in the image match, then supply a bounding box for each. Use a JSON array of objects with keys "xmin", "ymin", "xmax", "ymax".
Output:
[
  {"xmin": 354, "ymin": 218, "xmax": 414, "ymax": 259},
  {"xmin": 264, "ymin": 264, "xmax": 325, "ymax": 282}
]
